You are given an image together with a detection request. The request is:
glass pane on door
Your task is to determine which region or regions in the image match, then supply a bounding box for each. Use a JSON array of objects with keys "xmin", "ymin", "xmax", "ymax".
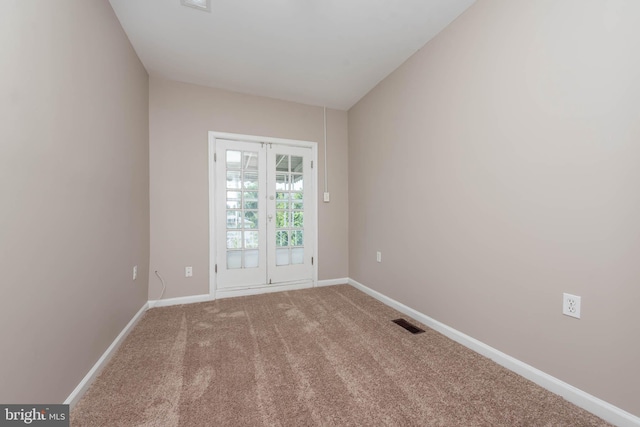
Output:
[
  {"xmin": 226, "ymin": 149, "xmax": 260, "ymax": 269},
  {"xmin": 273, "ymin": 153, "xmax": 304, "ymax": 266}
]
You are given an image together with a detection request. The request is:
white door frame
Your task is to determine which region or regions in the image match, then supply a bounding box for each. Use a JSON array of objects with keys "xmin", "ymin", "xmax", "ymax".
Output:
[{"xmin": 208, "ymin": 131, "xmax": 318, "ymax": 299}]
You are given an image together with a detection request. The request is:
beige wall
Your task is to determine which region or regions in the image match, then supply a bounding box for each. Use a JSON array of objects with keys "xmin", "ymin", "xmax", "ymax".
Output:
[
  {"xmin": 149, "ymin": 78, "xmax": 348, "ymax": 299},
  {"xmin": 348, "ymin": 0, "xmax": 640, "ymax": 416},
  {"xmin": 0, "ymin": 0, "xmax": 149, "ymax": 403}
]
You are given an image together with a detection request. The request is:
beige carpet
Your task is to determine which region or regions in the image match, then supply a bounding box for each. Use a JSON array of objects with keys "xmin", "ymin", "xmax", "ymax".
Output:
[{"xmin": 71, "ymin": 285, "xmax": 611, "ymax": 426}]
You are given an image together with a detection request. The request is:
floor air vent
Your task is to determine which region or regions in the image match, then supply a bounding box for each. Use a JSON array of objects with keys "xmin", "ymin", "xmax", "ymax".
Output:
[{"xmin": 392, "ymin": 318, "xmax": 425, "ymax": 334}]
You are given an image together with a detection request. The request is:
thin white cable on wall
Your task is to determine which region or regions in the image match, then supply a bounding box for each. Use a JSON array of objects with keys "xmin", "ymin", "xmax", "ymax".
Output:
[
  {"xmin": 323, "ymin": 106, "xmax": 328, "ymax": 192},
  {"xmin": 150, "ymin": 270, "xmax": 166, "ymax": 309}
]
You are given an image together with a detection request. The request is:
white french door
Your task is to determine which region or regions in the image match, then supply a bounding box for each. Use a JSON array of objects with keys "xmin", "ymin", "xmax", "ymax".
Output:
[
  {"xmin": 215, "ymin": 139, "xmax": 267, "ymax": 288},
  {"xmin": 266, "ymin": 145, "xmax": 314, "ymax": 285},
  {"xmin": 212, "ymin": 134, "xmax": 316, "ymax": 294}
]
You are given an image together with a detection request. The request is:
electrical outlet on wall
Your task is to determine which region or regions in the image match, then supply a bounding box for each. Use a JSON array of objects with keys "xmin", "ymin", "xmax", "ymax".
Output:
[
  {"xmin": 563, "ymin": 293, "xmax": 581, "ymax": 319},
  {"xmin": 376, "ymin": 251, "xmax": 382, "ymax": 263},
  {"xmin": 133, "ymin": 265, "xmax": 137, "ymax": 280},
  {"xmin": 185, "ymin": 266, "xmax": 193, "ymax": 278}
]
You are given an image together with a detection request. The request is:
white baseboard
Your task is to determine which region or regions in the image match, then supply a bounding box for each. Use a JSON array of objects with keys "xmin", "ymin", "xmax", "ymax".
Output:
[
  {"xmin": 216, "ymin": 281, "xmax": 313, "ymax": 299},
  {"xmin": 148, "ymin": 278, "xmax": 347, "ymax": 308},
  {"xmin": 348, "ymin": 278, "xmax": 640, "ymax": 427},
  {"xmin": 316, "ymin": 278, "xmax": 349, "ymax": 287},
  {"xmin": 149, "ymin": 277, "xmax": 349, "ymax": 309},
  {"xmin": 148, "ymin": 293, "xmax": 214, "ymax": 309},
  {"xmin": 64, "ymin": 302, "xmax": 148, "ymax": 408}
]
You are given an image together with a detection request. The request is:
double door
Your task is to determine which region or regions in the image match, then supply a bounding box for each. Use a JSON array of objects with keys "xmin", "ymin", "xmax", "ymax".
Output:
[{"xmin": 214, "ymin": 138, "xmax": 315, "ymax": 291}]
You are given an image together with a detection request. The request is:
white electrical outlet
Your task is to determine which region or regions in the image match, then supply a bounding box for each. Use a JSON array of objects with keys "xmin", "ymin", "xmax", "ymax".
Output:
[
  {"xmin": 563, "ymin": 293, "xmax": 581, "ymax": 319},
  {"xmin": 323, "ymin": 192, "xmax": 330, "ymax": 202},
  {"xmin": 185, "ymin": 266, "xmax": 193, "ymax": 278},
  {"xmin": 133, "ymin": 265, "xmax": 137, "ymax": 280},
  {"xmin": 376, "ymin": 251, "xmax": 382, "ymax": 263}
]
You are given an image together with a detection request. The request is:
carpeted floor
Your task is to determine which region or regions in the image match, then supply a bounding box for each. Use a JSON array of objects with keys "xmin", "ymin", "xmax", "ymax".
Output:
[{"xmin": 71, "ymin": 285, "xmax": 611, "ymax": 426}]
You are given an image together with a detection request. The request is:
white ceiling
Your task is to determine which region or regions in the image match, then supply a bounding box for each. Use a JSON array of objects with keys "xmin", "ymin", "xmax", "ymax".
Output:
[{"xmin": 109, "ymin": 0, "xmax": 475, "ymax": 110}]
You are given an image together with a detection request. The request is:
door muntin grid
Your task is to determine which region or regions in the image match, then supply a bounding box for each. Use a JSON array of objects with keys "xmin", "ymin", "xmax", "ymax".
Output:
[
  {"xmin": 274, "ymin": 154, "xmax": 305, "ymax": 266},
  {"xmin": 225, "ymin": 149, "xmax": 260, "ymax": 269}
]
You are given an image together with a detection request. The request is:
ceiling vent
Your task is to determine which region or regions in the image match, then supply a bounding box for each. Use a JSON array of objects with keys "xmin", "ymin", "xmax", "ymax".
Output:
[{"xmin": 180, "ymin": 0, "xmax": 211, "ymax": 12}]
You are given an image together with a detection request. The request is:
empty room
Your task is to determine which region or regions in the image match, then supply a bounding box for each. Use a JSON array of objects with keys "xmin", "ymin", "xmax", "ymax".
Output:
[{"xmin": 1, "ymin": 0, "xmax": 639, "ymax": 426}]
